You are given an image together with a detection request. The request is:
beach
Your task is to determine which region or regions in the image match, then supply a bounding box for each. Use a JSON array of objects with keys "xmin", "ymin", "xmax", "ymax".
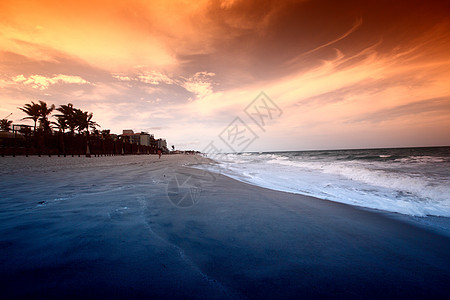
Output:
[{"xmin": 0, "ymin": 154, "xmax": 449, "ymax": 299}]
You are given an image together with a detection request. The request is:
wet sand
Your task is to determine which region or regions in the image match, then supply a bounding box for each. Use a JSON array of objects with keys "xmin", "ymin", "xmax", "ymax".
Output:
[{"xmin": 0, "ymin": 154, "xmax": 449, "ymax": 299}]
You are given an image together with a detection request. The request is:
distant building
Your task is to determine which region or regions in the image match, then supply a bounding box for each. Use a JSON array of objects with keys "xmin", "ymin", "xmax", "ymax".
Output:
[
  {"xmin": 121, "ymin": 130, "xmax": 154, "ymax": 146},
  {"xmin": 138, "ymin": 132, "xmax": 151, "ymax": 146},
  {"xmin": 122, "ymin": 129, "xmax": 134, "ymax": 135},
  {"xmin": 157, "ymin": 138, "xmax": 167, "ymax": 149}
]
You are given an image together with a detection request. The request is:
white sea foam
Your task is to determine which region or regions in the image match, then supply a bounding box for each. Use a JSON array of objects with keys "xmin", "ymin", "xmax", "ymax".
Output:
[{"xmin": 202, "ymin": 149, "xmax": 450, "ymax": 217}]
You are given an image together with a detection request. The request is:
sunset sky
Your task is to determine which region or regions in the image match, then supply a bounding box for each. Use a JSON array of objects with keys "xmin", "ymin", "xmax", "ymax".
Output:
[{"xmin": 1, "ymin": 0, "xmax": 449, "ymax": 151}]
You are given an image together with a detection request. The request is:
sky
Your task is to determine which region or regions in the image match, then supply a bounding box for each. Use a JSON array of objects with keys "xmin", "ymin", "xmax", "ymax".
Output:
[{"xmin": 1, "ymin": 0, "xmax": 449, "ymax": 151}]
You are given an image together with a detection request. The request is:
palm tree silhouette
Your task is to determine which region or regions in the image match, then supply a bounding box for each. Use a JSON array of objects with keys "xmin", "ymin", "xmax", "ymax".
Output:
[
  {"xmin": 38, "ymin": 101, "xmax": 55, "ymax": 133},
  {"xmin": 74, "ymin": 109, "xmax": 98, "ymax": 156},
  {"xmin": 51, "ymin": 116, "xmax": 68, "ymax": 133},
  {"xmin": 18, "ymin": 101, "xmax": 41, "ymax": 133},
  {"xmin": 75, "ymin": 110, "xmax": 98, "ymax": 134},
  {"xmin": 18, "ymin": 101, "xmax": 55, "ymax": 133},
  {"xmin": 55, "ymin": 104, "xmax": 76, "ymax": 134},
  {"xmin": 52, "ymin": 115, "xmax": 68, "ymax": 155},
  {"xmin": 0, "ymin": 119, "xmax": 13, "ymax": 132}
]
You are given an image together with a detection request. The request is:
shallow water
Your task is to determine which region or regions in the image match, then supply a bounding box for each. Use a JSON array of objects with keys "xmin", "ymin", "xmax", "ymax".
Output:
[
  {"xmin": 196, "ymin": 147, "xmax": 450, "ymax": 236},
  {"xmin": 202, "ymin": 147, "xmax": 450, "ymax": 217}
]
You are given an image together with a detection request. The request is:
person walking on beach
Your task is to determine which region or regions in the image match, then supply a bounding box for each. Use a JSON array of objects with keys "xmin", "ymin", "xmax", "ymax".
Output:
[{"xmin": 158, "ymin": 149, "xmax": 162, "ymax": 159}]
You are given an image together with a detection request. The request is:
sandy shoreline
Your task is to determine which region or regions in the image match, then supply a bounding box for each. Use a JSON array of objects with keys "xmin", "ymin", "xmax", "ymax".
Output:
[{"xmin": 0, "ymin": 154, "xmax": 449, "ymax": 298}]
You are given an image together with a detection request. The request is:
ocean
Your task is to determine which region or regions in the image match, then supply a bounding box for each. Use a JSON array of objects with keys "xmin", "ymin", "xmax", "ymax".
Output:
[
  {"xmin": 1, "ymin": 154, "xmax": 449, "ymax": 298},
  {"xmin": 200, "ymin": 147, "xmax": 450, "ymax": 220}
]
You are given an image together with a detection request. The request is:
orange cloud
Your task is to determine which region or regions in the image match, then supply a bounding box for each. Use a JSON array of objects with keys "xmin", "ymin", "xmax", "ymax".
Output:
[
  {"xmin": 0, "ymin": 0, "xmax": 178, "ymax": 70},
  {"xmin": 0, "ymin": 0, "xmax": 282, "ymax": 71}
]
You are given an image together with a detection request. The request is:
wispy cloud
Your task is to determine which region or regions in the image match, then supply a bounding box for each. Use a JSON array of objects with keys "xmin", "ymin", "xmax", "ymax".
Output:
[
  {"xmin": 112, "ymin": 74, "xmax": 132, "ymax": 81},
  {"xmin": 350, "ymin": 97, "xmax": 450, "ymax": 124},
  {"xmin": 137, "ymin": 71, "xmax": 174, "ymax": 85},
  {"xmin": 301, "ymin": 17, "xmax": 363, "ymax": 56},
  {"xmin": 10, "ymin": 74, "xmax": 91, "ymax": 90},
  {"xmin": 182, "ymin": 72, "xmax": 216, "ymax": 101}
]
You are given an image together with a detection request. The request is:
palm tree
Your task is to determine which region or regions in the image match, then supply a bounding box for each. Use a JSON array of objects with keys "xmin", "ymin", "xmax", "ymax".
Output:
[
  {"xmin": 51, "ymin": 116, "xmax": 67, "ymax": 155},
  {"xmin": 37, "ymin": 101, "xmax": 55, "ymax": 133},
  {"xmin": 18, "ymin": 101, "xmax": 41, "ymax": 133},
  {"xmin": 73, "ymin": 109, "xmax": 98, "ymax": 157},
  {"xmin": 55, "ymin": 103, "xmax": 76, "ymax": 134},
  {"xmin": 51, "ymin": 116, "xmax": 68, "ymax": 133},
  {"xmin": 75, "ymin": 109, "xmax": 98, "ymax": 134},
  {"xmin": 0, "ymin": 119, "xmax": 13, "ymax": 132}
]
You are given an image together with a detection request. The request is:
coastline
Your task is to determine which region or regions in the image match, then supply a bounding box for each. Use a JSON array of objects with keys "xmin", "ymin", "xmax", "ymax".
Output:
[
  {"xmin": 197, "ymin": 163, "xmax": 450, "ymax": 239},
  {"xmin": 0, "ymin": 154, "xmax": 449, "ymax": 298}
]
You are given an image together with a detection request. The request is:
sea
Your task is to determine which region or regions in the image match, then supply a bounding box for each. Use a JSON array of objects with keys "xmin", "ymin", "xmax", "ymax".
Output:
[
  {"xmin": 1, "ymin": 152, "xmax": 449, "ymax": 297},
  {"xmin": 199, "ymin": 147, "xmax": 450, "ymax": 226}
]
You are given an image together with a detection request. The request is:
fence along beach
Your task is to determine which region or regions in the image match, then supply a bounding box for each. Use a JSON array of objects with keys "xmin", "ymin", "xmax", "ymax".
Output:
[{"xmin": 0, "ymin": 132, "xmax": 160, "ymax": 157}]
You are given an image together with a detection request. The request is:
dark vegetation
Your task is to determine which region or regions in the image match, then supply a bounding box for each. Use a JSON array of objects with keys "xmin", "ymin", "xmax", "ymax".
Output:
[{"xmin": 1, "ymin": 101, "xmax": 159, "ymax": 156}]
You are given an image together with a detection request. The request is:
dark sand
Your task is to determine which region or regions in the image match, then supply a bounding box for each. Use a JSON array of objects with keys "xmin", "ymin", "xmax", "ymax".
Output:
[{"xmin": 0, "ymin": 155, "xmax": 449, "ymax": 299}]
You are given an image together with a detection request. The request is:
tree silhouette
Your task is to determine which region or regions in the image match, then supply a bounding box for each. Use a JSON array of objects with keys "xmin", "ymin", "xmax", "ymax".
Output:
[
  {"xmin": 51, "ymin": 116, "xmax": 67, "ymax": 155},
  {"xmin": 37, "ymin": 101, "xmax": 55, "ymax": 133},
  {"xmin": 51, "ymin": 116, "xmax": 68, "ymax": 133},
  {"xmin": 75, "ymin": 109, "xmax": 98, "ymax": 134},
  {"xmin": 18, "ymin": 101, "xmax": 41, "ymax": 133},
  {"xmin": 101, "ymin": 129, "xmax": 111, "ymax": 139},
  {"xmin": 9, "ymin": 100, "xmax": 169, "ymax": 156},
  {"xmin": 0, "ymin": 119, "xmax": 13, "ymax": 132},
  {"xmin": 55, "ymin": 103, "xmax": 76, "ymax": 134},
  {"xmin": 18, "ymin": 100, "xmax": 55, "ymax": 134}
]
